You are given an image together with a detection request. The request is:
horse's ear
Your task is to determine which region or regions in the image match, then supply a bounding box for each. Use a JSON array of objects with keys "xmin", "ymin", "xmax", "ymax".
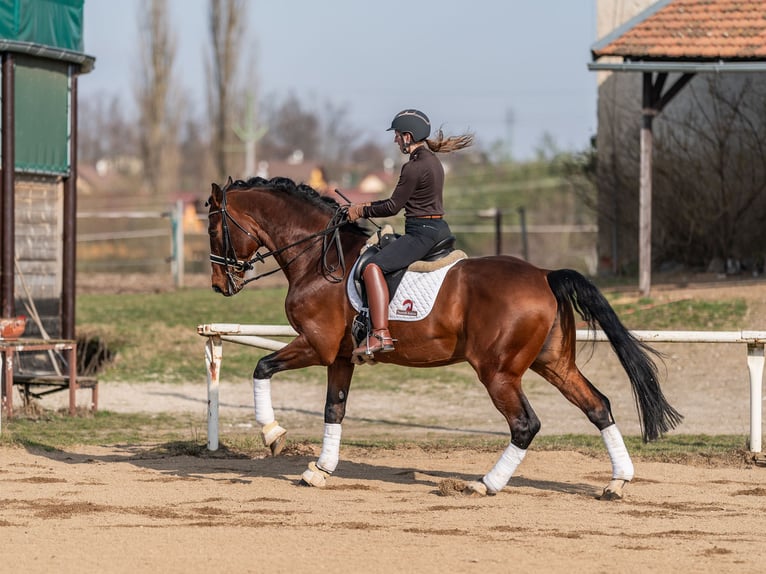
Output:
[
  {"xmin": 210, "ymin": 182, "xmax": 223, "ymax": 205},
  {"xmin": 226, "ymin": 176, "xmax": 233, "ymax": 186}
]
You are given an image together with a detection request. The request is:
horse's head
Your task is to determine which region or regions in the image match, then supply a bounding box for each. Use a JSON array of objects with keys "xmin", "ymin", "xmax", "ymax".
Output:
[
  {"xmin": 207, "ymin": 176, "xmax": 371, "ymax": 296},
  {"xmin": 206, "ymin": 178, "xmax": 263, "ymax": 296}
]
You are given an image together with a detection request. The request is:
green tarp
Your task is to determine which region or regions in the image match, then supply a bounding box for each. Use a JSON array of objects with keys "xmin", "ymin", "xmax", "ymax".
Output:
[
  {"xmin": 0, "ymin": 0, "xmax": 83, "ymax": 51},
  {"xmin": 0, "ymin": 0, "xmax": 86, "ymax": 174},
  {"xmin": 15, "ymin": 55, "xmax": 70, "ymax": 174}
]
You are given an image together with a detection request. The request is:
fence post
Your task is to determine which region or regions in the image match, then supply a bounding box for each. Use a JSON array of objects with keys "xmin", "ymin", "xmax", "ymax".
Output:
[
  {"xmin": 170, "ymin": 200, "xmax": 185, "ymax": 288},
  {"xmin": 478, "ymin": 208, "xmax": 502, "ymax": 255},
  {"xmin": 747, "ymin": 342, "xmax": 764, "ymax": 453},
  {"xmin": 205, "ymin": 335, "xmax": 223, "ymax": 451},
  {"xmin": 518, "ymin": 206, "xmax": 528, "ymax": 261}
]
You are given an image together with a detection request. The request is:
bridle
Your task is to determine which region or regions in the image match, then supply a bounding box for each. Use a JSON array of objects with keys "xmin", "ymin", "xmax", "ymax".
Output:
[{"xmin": 208, "ymin": 188, "xmax": 349, "ymax": 292}]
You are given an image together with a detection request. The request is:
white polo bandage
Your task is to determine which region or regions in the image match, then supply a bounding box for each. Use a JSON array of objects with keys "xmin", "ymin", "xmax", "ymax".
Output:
[
  {"xmin": 601, "ymin": 424, "xmax": 634, "ymax": 481},
  {"xmin": 317, "ymin": 423, "xmax": 342, "ymax": 473},
  {"xmin": 483, "ymin": 443, "xmax": 526, "ymax": 494},
  {"xmin": 253, "ymin": 378, "xmax": 275, "ymax": 426}
]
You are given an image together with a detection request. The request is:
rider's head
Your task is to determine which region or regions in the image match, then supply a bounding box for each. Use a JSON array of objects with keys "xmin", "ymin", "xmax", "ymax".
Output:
[{"xmin": 387, "ymin": 109, "xmax": 430, "ymax": 154}]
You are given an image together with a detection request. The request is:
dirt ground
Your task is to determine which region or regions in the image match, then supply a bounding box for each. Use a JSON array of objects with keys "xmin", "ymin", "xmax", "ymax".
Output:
[{"xmin": 2, "ymin": 273, "xmax": 766, "ymax": 573}]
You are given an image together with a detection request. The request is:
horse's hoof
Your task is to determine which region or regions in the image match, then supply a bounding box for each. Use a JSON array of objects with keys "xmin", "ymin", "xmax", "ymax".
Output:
[
  {"xmin": 598, "ymin": 479, "xmax": 628, "ymax": 501},
  {"xmin": 301, "ymin": 461, "xmax": 329, "ymax": 488},
  {"xmin": 462, "ymin": 480, "xmax": 489, "ymax": 497},
  {"xmin": 269, "ymin": 431, "xmax": 287, "ymax": 456},
  {"xmin": 261, "ymin": 421, "xmax": 287, "ymax": 456}
]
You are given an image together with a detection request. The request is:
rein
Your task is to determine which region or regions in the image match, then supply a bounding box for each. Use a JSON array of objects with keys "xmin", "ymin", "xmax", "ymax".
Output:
[{"xmin": 209, "ymin": 189, "xmax": 349, "ymax": 291}]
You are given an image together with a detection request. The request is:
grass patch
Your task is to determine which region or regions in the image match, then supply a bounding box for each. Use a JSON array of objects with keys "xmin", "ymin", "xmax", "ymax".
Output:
[
  {"xmin": 610, "ymin": 298, "xmax": 747, "ymax": 330},
  {"xmin": 0, "ymin": 410, "xmax": 201, "ymax": 448},
  {"xmin": 531, "ymin": 433, "xmax": 752, "ymax": 466},
  {"xmin": 75, "ymin": 285, "xmax": 750, "ymax": 385},
  {"xmin": 77, "ymin": 286, "xmax": 289, "ymax": 383}
]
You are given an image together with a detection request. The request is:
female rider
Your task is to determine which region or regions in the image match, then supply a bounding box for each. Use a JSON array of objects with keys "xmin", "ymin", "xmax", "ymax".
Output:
[{"xmin": 347, "ymin": 109, "xmax": 473, "ymax": 356}]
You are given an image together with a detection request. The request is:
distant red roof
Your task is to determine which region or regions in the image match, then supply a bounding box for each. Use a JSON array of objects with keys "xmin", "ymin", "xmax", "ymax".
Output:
[{"xmin": 592, "ymin": 0, "xmax": 766, "ymax": 60}]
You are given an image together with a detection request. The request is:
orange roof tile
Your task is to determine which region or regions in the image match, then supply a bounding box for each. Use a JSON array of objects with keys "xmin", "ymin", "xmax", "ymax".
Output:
[{"xmin": 592, "ymin": 0, "xmax": 766, "ymax": 60}]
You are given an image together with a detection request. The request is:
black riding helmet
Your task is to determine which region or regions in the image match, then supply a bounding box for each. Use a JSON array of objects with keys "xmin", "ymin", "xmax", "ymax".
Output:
[{"xmin": 387, "ymin": 109, "xmax": 430, "ymax": 142}]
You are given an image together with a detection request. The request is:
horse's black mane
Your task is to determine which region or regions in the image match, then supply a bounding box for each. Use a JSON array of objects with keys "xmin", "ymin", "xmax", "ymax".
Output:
[
  {"xmin": 225, "ymin": 176, "xmax": 341, "ymax": 213},
  {"xmin": 222, "ymin": 176, "xmax": 370, "ymax": 237}
]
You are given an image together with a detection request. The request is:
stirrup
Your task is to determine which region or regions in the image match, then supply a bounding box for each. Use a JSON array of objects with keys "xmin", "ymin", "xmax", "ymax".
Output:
[
  {"xmin": 353, "ymin": 331, "xmax": 395, "ymax": 356},
  {"xmin": 375, "ymin": 332, "xmax": 396, "ymax": 353}
]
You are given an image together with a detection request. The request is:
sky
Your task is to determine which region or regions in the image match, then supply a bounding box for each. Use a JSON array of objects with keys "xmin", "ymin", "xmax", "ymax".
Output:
[{"xmin": 80, "ymin": 0, "xmax": 599, "ymax": 160}]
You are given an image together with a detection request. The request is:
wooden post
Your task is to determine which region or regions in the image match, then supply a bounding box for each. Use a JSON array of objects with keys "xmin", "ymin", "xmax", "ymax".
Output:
[
  {"xmin": 62, "ymin": 68, "xmax": 78, "ymax": 340},
  {"xmin": 639, "ymin": 72, "xmax": 654, "ymax": 297},
  {"xmin": 1, "ymin": 53, "xmax": 15, "ymax": 318},
  {"xmin": 172, "ymin": 200, "xmax": 185, "ymax": 288},
  {"xmin": 518, "ymin": 207, "xmax": 528, "ymax": 260}
]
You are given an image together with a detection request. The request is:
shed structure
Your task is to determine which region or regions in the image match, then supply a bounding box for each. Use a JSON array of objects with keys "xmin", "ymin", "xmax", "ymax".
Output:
[
  {"xmin": 589, "ymin": 0, "xmax": 766, "ymax": 295},
  {"xmin": 0, "ymin": 0, "xmax": 94, "ymax": 339}
]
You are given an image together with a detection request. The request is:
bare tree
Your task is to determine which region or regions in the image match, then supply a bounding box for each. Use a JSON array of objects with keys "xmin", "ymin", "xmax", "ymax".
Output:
[
  {"xmin": 258, "ymin": 93, "xmax": 320, "ymax": 161},
  {"xmin": 206, "ymin": 0, "xmax": 247, "ymax": 181},
  {"xmin": 593, "ymin": 72, "xmax": 643, "ymax": 275},
  {"xmin": 653, "ymin": 75, "xmax": 766, "ymax": 270},
  {"xmin": 349, "ymin": 140, "xmax": 387, "ymax": 175},
  {"xmin": 79, "ymin": 93, "xmax": 138, "ymax": 166},
  {"xmin": 178, "ymin": 116, "xmax": 212, "ymax": 193},
  {"xmin": 316, "ymin": 100, "xmax": 362, "ymax": 177},
  {"xmin": 136, "ymin": 0, "xmax": 181, "ymax": 198},
  {"xmin": 595, "ymin": 73, "xmax": 766, "ymax": 274}
]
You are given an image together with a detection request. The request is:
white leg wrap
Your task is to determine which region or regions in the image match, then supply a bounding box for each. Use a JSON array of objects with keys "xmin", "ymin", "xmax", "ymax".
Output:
[
  {"xmin": 253, "ymin": 378, "xmax": 275, "ymax": 426},
  {"xmin": 482, "ymin": 443, "xmax": 527, "ymax": 494},
  {"xmin": 601, "ymin": 424, "xmax": 634, "ymax": 481},
  {"xmin": 316, "ymin": 423, "xmax": 342, "ymax": 473}
]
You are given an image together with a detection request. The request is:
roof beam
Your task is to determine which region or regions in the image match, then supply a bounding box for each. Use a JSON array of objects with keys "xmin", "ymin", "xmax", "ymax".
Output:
[{"xmin": 589, "ymin": 60, "xmax": 766, "ymax": 74}]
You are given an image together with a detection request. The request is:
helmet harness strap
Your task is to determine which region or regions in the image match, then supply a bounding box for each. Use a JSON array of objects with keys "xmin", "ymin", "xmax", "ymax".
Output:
[{"xmin": 401, "ymin": 132, "xmax": 412, "ymax": 154}]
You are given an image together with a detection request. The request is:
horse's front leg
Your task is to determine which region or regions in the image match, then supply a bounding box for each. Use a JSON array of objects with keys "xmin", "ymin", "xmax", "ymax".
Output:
[
  {"xmin": 252, "ymin": 335, "xmax": 325, "ymax": 455},
  {"xmin": 301, "ymin": 359, "xmax": 354, "ymax": 488}
]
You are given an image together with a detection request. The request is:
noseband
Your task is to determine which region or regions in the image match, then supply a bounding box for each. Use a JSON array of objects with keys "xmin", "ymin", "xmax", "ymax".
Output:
[{"xmin": 209, "ymin": 188, "xmax": 348, "ymax": 292}]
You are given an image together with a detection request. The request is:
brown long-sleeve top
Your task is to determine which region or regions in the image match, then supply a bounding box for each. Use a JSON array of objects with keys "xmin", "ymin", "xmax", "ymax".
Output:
[{"xmin": 362, "ymin": 146, "xmax": 445, "ymax": 219}]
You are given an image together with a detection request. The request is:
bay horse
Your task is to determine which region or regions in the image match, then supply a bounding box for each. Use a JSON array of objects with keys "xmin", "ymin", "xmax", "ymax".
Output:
[{"xmin": 206, "ymin": 176, "xmax": 682, "ymax": 500}]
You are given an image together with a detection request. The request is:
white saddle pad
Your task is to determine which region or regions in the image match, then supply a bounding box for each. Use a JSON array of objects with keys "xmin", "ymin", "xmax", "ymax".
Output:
[{"xmin": 346, "ymin": 258, "xmax": 464, "ymax": 322}]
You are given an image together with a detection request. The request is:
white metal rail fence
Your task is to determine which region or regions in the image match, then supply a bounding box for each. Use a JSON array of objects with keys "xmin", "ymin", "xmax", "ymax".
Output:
[{"xmin": 197, "ymin": 323, "xmax": 766, "ymax": 454}]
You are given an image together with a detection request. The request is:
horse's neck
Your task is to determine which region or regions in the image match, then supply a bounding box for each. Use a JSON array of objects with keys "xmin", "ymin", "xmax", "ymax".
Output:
[{"xmin": 252, "ymin": 200, "xmax": 330, "ymax": 278}]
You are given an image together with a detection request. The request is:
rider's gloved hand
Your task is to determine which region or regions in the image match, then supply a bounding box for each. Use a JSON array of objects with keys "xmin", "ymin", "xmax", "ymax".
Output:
[{"xmin": 347, "ymin": 203, "xmax": 368, "ymax": 222}]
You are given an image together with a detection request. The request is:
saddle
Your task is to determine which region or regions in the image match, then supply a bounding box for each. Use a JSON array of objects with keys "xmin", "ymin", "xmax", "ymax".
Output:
[
  {"xmin": 352, "ymin": 229, "xmax": 459, "ymax": 305},
  {"xmin": 349, "ymin": 227, "xmax": 466, "ymax": 350}
]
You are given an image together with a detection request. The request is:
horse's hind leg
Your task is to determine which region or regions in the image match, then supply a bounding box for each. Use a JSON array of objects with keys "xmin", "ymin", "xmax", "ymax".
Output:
[
  {"xmin": 464, "ymin": 371, "xmax": 541, "ymax": 496},
  {"xmin": 532, "ymin": 356, "xmax": 634, "ymax": 500}
]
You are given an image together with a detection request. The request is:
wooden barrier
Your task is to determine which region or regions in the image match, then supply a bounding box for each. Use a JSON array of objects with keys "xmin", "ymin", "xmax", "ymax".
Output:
[{"xmin": 197, "ymin": 324, "xmax": 765, "ymax": 454}]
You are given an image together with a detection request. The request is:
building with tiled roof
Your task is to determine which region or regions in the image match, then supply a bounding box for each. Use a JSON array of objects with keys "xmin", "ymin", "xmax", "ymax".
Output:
[
  {"xmin": 588, "ymin": 0, "xmax": 766, "ymax": 293},
  {"xmin": 593, "ymin": 0, "xmax": 766, "ymax": 61}
]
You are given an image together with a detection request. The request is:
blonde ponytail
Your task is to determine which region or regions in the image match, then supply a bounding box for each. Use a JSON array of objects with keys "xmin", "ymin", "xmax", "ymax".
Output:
[{"xmin": 425, "ymin": 129, "xmax": 474, "ymax": 153}]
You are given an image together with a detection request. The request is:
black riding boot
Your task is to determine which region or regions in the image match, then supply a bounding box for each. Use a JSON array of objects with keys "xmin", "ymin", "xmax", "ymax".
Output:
[{"xmin": 353, "ymin": 264, "xmax": 395, "ymax": 355}]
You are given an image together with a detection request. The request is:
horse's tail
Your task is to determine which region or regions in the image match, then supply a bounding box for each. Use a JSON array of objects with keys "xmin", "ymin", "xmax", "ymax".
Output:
[{"xmin": 547, "ymin": 269, "xmax": 683, "ymax": 442}]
